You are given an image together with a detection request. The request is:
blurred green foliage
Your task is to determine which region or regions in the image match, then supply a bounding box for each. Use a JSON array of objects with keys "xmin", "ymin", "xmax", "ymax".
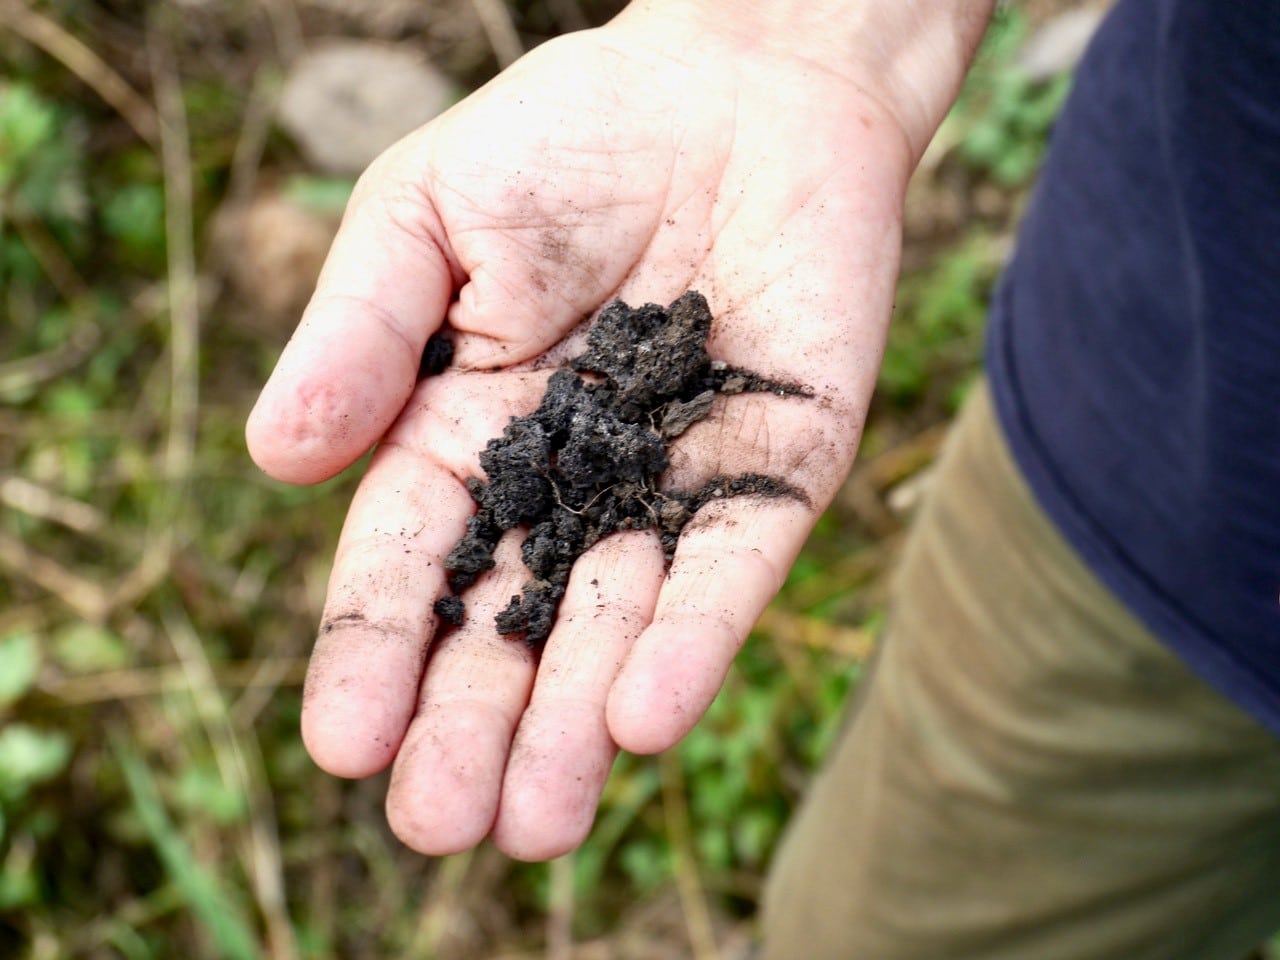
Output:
[
  {"xmin": 0, "ymin": 82, "xmax": 87, "ymax": 230},
  {"xmin": 880, "ymin": 232, "xmax": 1001, "ymax": 406},
  {"xmin": 878, "ymin": 8, "xmax": 1073, "ymax": 410},
  {"xmin": 283, "ymin": 174, "xmax": 356, "ymax": 216},
  {"xmin": 949, "ymin": 9, "xmax": 1074, "ymax": 186}
]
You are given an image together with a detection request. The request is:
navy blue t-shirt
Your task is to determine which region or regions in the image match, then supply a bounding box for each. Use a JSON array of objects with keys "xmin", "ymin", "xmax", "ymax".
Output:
[{"xmin": 987, "ymin": 0, "xmax": 1280, "ymax": 733}]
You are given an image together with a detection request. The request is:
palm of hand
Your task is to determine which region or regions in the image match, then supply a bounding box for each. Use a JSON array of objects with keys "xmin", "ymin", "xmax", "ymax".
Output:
[{"xmin": 248, "ymin": 21, "xmax": 910, "ymax": 859}]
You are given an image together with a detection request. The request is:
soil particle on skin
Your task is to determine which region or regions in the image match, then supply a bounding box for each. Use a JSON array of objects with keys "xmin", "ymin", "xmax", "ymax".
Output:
[
  {"xmin": 419, "ymin": 333, "xmax": 454, "ymax": 379},
  {"xmin": 432, "ymin": 291, "xmax": 810, "ymax": 646},
  {"xmin": 433, "ymin": 593, "xmax": 465, "ymax": 627}
]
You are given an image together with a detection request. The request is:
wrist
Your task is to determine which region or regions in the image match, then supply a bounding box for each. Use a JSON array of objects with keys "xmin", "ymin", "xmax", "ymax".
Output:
[{"xmin": 617, "ymin": 0, "xmax": 996, "ymax": 164}]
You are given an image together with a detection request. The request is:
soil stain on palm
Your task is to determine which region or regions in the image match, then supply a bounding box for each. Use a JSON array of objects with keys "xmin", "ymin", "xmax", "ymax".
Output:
[{"xmin": 433, "ymin": 291, "xmax": 810, "ymax": 645}]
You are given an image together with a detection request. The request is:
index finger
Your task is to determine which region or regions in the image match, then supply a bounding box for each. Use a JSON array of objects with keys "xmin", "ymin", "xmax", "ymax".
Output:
[{"xmin": 246, "ymin": 136, "xmax": 462, "ymax": 484}]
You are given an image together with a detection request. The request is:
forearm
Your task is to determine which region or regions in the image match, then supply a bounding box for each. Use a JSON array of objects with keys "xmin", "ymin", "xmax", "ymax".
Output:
[{"xmin": 618, "ymin": 0, "xmax": 997, "ymax": 164}]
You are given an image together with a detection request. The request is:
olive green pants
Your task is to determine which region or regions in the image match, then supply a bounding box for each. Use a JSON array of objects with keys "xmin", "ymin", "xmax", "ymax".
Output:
[{"xmin": 762, "ymin": 384, "xmax": 1280, "ymax": 959}]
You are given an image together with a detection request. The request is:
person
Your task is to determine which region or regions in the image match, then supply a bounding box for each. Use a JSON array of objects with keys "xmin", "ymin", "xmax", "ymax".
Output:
[{"xmin": 247, "ymin": 0, "xmax": 1280, "ymax": 954}]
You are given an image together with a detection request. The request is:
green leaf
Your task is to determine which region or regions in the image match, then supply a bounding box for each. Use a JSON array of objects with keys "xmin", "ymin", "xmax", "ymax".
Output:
[
  {"xmin": 52, "ymin": 622, "xmax": 130, "ymax": 674},
  {"xmin": 174, "ymin": 766, "xmax": 247, "ymax": 825},
  {"xmin": 0, "ymin": 855, "xmax": 39, "ymax": 910},
  {"xmin": 695, "ymin": 823, "xmax": 732, "ymax": 868},
  {"xmin": 0, "ymin": 632, "xmax": 40, "ymax": 707},
  {"xmin": 618, "ymin": 839, "xmax": 670, "ymax": 893},
  {"xmin": 284, "ymin": 175, "xmax": 354, "ymax": 215},
  {"xmin": 733, "ymin": 807, "xmax": 780, "ymax": 866},
  {"xmin": 0, "ymin": 85, "xmax": 87, "ymax": 228},
  {"xmin": 44, "ymin": 381, "xmax": 97, "ymax": 418},
  {"xmin": 0, "ymin": 84, "xmax": 57, "ymax": 184},
  {"xmin": 102, "ymin": 183, "xmax": 166, "ymax": 263},
  {"xmin": 0, "ymin": 724, "xmax": 72, "ymax": 801}
]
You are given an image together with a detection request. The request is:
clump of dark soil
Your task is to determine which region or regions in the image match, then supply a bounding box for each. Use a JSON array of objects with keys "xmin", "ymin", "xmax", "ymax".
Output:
[
  {"xmin": 418, "ymin": 334, "xmax": 454, "ymax": 378},
  {"xmin": 432, "ymin": 291, "xmax": 810, "ymax": 645}
]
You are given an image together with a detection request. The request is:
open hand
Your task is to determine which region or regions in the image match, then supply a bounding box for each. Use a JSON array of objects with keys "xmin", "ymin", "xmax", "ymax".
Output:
[{"xmin": 248, "ymin": 4, "xmax": 919, "ymax": 860}]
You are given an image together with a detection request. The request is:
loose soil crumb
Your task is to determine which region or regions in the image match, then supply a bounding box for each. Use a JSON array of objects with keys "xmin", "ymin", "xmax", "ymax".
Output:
[
  {"xmin": 419, "ymin": 334, "xmax": 454, "ymax": 378},
  {"xmin": 433, "ymin": 291, "xmax": 811, "ymax": 645}
]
